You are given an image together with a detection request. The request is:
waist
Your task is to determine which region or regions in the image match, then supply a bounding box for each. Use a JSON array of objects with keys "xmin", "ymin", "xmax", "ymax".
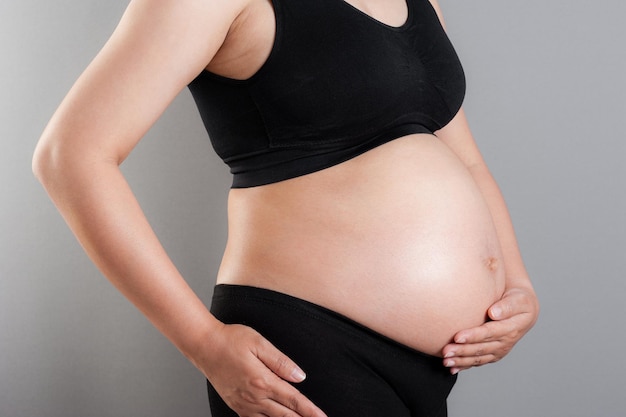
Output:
[{"xmin": 216, "ymin": 134, "xmax": 506, "ymax": 354}]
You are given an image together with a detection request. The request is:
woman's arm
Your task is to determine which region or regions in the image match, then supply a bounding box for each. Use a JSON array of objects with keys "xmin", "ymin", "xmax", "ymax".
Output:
[
  {"xmin": 32, "ymin": 1, "xmax": 325, "ymax": 416},
  {"xmin": 436, "ymin": 108, "xmax": 540, "ymax": 374},
  {"xmin": 428, "ymin": 0, "xmax": 539, "ymax": 374}
]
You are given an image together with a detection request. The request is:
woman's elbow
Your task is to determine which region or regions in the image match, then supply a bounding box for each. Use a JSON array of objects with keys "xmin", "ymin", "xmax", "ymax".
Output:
[
  {"xmin": 32, "ymin": 132, "xmax": 86, "ymax": 191},
  {"xmin": 32, "ymin": 135, "xmax": 58, "ymax": 186}
]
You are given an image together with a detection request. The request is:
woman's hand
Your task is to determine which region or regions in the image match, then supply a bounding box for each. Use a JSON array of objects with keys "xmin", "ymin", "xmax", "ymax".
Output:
[
  {"xmin": 441, "ymin": 287, "xmax": 539, "ymax": 374},
  {"xmin": 198, "ymin": 323, "xmax": 327, "ymax": 417}
]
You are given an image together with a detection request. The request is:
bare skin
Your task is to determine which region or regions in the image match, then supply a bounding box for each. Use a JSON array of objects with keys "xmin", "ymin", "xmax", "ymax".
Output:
[
  {"xmin": 33, "ymin": 0, "xmax": 539, "ymax": 416},
  {"xmin": 219, "ymin": 134, "xmax": 507, "ymax": 356}
]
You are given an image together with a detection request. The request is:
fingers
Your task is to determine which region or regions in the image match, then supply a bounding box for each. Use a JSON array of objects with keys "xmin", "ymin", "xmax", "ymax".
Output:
[
  {"xmin": 488, "ymin": 288, "xmax": 533, "ymax": 321},
  {"xmin": 233, "ymin": 372, "xmax": 326, "ymax": 417},
  {"xmin": 443, "ymin": 340, "xmax": 505, "ymax": 374},
  {"xmin": 451, "ymin": 317, "xmax": 516, "ymax": 346},
  {"xmin": 255, "ymin": 337, "xmax": 307, "ymax": 383},
  {"xmin": 440, "ymin": 287, "xmax": 539, "ymax": 374},
  {"xmin": 252, "ymin": 339, "xmax": 327, "ymax": 416},
  {"xmin": 443, "ymin": 343, "xmax": 501, "ymax": 375},
  {"xmin": 265, "ymin": 376, "xmax": 327, "ymax": 417},
  {"xmin": 442, "ymin": 306, "xmax": 534, "ymax": 373},
  {"xmin": 205, "ymin": 324, "xmax": 328, "ymax": 417},
  {"xmin": 452, "ymin": 289, "xmax": 538, "ymax": 346}
]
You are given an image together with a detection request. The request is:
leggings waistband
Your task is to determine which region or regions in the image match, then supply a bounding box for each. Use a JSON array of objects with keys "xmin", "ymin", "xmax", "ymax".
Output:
[
  {"xmin": 212, "ymin": 283, "xmax": 442, "ymax": 361},
  {"xmin": 209, "ymin": 283, "xmax": 456, "ymax": 417}
]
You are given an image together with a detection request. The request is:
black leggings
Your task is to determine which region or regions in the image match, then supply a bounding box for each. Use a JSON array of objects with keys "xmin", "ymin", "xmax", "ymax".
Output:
[{"xmin": 208, "ymin": 284, "xmax": 457, "ymax": 417}]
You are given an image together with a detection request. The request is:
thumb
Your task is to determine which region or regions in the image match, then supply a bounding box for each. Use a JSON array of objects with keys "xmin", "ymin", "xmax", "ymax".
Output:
[{"xmin": 488, "ymin": 296, "xmax": 513, "ymax": 321}]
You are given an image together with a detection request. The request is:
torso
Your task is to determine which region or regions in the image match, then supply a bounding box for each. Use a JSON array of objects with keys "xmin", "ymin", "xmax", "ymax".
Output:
[
  {"xmin": 217, "ymin": 135, "xmax": 505, "ymax": 356},
  {"xmin": 209, "ymin": 0, "xmax": 506, "ymax": 356}
]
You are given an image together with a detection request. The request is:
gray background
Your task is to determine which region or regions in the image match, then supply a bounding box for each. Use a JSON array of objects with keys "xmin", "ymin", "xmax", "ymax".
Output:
[{"xmin": 2, "ymin": 0, "xmax": 624, "ymax": 416}]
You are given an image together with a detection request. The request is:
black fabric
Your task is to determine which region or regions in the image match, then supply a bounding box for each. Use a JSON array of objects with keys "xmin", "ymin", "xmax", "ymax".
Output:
[
  {"xmin": 208, "ymin": 284, "xmax": 457, "ymax": 417},
  {"xmin": 188, "ymin": 0, "xmax": 466, "ymax": 187}
]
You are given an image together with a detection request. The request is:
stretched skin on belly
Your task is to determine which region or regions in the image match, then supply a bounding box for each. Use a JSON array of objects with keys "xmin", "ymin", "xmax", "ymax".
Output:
[{"xmin": 217, "ymin": 134, "xmax": 506, "ymax": 356}]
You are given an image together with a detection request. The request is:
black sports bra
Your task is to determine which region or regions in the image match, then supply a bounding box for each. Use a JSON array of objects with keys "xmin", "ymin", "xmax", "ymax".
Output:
[{"xmin": 188, "ymin": 0, "xmax": 465, "ymax": 188}]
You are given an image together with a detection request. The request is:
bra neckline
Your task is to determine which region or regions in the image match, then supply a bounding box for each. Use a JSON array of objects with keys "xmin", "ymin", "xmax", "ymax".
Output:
[{"xmin": 338, "ymin": 0, "xmax": 414, "ymax": 31}]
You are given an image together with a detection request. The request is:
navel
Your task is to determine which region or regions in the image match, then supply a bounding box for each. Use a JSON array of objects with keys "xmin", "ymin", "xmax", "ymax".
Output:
[{"xmin": 484, "ymin": 257, "xmax": 499, "ymax": 272}]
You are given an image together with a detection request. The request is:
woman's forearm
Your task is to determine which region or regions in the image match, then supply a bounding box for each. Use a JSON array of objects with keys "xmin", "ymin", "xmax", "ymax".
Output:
[
  {"xmin": 34, "ymin": 150, "xmax": 330, "ymax": 417},
  {"xmin": 33, "ymin": 150, "xmax": 222, "ymax": 363}
]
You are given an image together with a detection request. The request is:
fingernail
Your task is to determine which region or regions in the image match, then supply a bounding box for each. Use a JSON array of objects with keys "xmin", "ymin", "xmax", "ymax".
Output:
[
  {"xmin": 292, "ymin": 367, "xmax": 306, "ymax": 382},
  {"xmin": 451, "ymin": 368, "xmax": 460, "ymax": 375},
  {"xmin": 444, "ymin": 359, "xmax": 455, "ymax": 367},
  {"xmin": 456, "ymin": 336, "xmax": 467, "ymax": 344},
  {"xmin": 444, "ymin": 352, "xmax": 455, "ymax": 358},
  {"xmin": 491, "ymin": 307, "xmax": 502, "ymax": 319}
]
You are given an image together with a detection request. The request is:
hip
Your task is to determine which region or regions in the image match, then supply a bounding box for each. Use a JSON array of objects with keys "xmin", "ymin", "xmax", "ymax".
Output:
[{"xmin": 208, "ymin": 284, "xmax": 457, "ymax": 417}]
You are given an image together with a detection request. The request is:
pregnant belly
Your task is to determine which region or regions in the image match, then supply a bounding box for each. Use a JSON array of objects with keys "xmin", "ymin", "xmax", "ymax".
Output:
[{"xmin": 217, "ymin": 134, "xmax": 506, "ymax": 356}]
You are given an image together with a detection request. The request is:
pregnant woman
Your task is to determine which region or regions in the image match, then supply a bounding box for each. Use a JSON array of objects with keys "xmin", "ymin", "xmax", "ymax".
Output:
[{"xmin": 33, "ymin": 0, "xmax": 539, "ymax": 416}]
